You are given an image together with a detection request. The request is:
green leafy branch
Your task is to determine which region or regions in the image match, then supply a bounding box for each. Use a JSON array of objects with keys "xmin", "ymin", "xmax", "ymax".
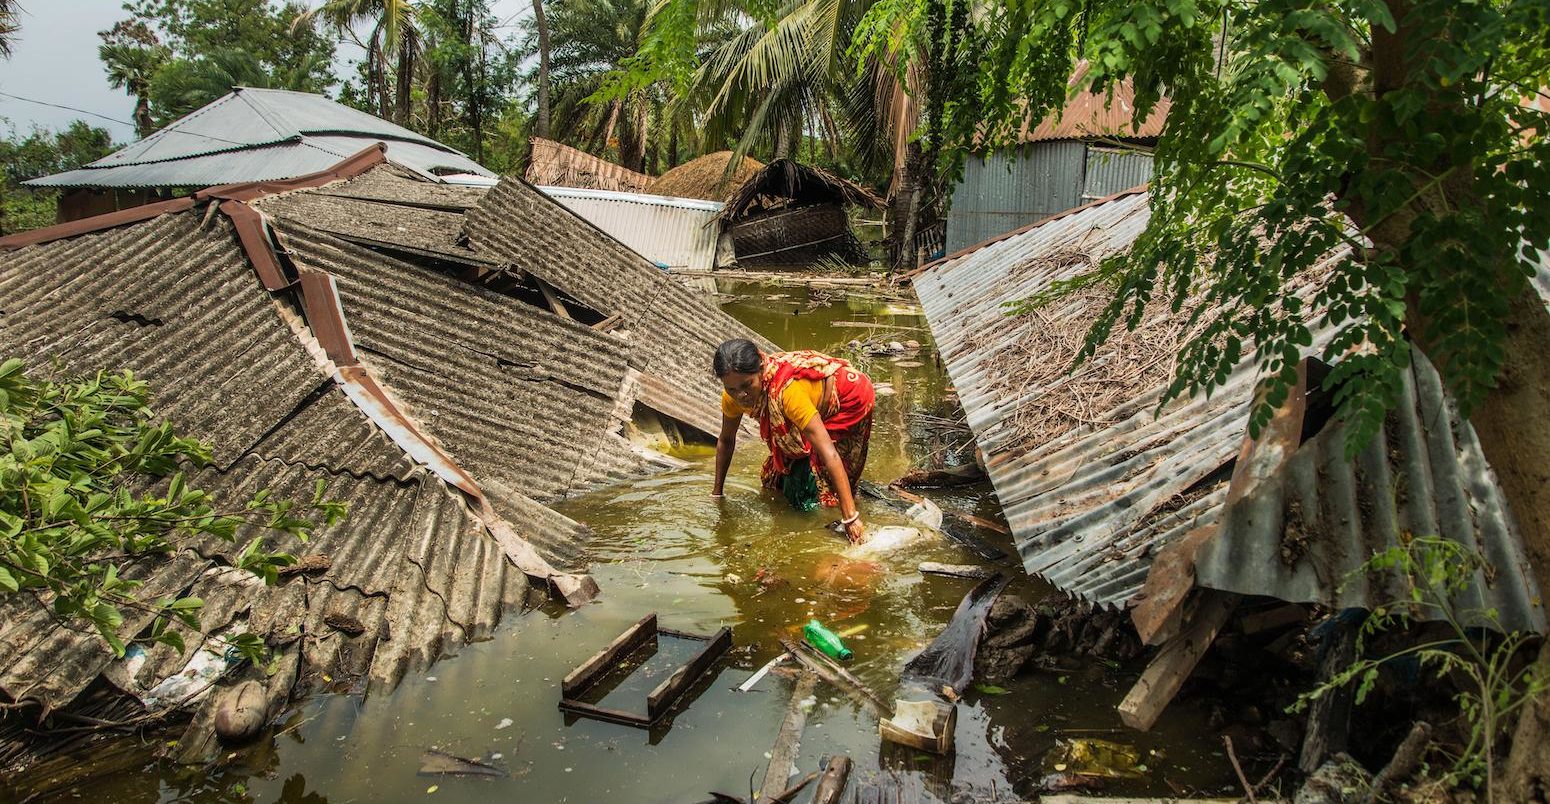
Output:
[
  {"xmin": 1290, "ymin": 536, "xmax": 1548, "ymax": 798},
  {"xmin": 0, "ymin": 359, "xmax": 347, "ymax": 667}
]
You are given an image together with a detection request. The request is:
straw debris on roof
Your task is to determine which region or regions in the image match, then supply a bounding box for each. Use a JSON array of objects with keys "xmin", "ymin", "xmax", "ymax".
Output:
[
  {"xmin": 525, "ymin": 137, "xmax": 654, "ymax": 193},
  {"xmin": 650, "ymin": 151, "xmax": 765, "ymax": 201}
]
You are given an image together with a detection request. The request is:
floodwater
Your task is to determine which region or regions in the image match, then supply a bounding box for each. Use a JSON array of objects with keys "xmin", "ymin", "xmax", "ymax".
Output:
[{"xmin": 20, "ymin": 280, "xmax": 1243, "ymax": 803}]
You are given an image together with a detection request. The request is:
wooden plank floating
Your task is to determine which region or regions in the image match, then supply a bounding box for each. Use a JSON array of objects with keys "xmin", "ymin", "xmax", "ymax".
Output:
[
  {"xmin": 918, "ymin": 562, "xmax": 995, "ymax": 579},
  {"xmin": 562, "ymin": 613, "xmax": 657, "ymax": 697},
  {"xmin": 558, "ymin": 613, "xmax": 732, "ymax": 729},
  {"xmin": 759, "ymin": 671, "xmax": 818, "ymax": 801},
  {"xmin": 647, "ymin": 626, "xmax": 733, "ymax": 720}
]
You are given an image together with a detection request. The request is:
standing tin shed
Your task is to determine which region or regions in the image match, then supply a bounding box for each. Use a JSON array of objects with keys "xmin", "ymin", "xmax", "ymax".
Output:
[{"xmin": 945, "ymin": 63, "xmax": 1168, "ymax": 252}]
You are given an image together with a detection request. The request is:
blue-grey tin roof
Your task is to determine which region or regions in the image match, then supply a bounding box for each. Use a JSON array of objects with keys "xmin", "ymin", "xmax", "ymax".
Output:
[{"xmin": 25, "ymin": 87, "xmax": 492, "ymax": 188}]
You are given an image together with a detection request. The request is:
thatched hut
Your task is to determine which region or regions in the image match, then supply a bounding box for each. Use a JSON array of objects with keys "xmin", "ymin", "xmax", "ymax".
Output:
[
  {"xmin": 719, "ymin": 159, "xmax": 885, "ymax": 268},
  {"xmin": 649, "ymin": 151, "xmax": 765, "ymax": 201}
]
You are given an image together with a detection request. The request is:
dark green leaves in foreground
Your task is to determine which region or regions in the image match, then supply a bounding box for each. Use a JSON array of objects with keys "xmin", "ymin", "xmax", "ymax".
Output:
[{"xmin": 0, "ymin": 359, "xmax": 347, "ymax": 661}]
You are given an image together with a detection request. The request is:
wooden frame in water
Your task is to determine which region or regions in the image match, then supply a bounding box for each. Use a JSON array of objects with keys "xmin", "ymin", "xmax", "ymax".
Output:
[{"xmin": 557, "ymin": 612, "xmax": 733, "ymax": 728}]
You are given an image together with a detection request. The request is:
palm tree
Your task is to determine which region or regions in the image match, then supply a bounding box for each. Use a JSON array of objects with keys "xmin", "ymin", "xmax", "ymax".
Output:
[
  {"xmin": 533, "ymin": 0, "xmax": 551, "ymax": 139},
  {"xmin": 99, "ymin": 21, "xmax": 170, "ymax": 138},
  {"xmin": 299, "ymin": 0, "xmax": 419, "ymax": 123},
  {"xmin": 0, "ymin": 0, "xmax": 20, "ymax": 59}
]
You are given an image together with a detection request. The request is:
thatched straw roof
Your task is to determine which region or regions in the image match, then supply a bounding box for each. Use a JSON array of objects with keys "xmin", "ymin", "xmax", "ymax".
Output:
[
  {"xmin": 720, "ymin": 159, "xmax": 886, "ymax": 222},
  {"xmin": 525, "ymin": 137, "xmax": 654, "ymax": 193},
  {"xmin": 649, "ymin": 151, "xmax": 765, "ymax": 201}
]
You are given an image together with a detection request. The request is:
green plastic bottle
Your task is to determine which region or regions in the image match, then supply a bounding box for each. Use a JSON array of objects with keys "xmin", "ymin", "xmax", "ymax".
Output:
[{"xmin": 803, "ymin": 619, "xmax": 853, "ymax": 661}]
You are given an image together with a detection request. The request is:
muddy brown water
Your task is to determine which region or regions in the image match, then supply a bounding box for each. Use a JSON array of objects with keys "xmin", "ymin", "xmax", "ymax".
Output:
[{"xmin": 18, "ymin": 280, "xmax": 1243, "ymax": 803}]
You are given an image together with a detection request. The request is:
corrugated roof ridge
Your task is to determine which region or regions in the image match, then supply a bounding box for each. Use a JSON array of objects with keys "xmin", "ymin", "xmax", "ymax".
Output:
[
  {"xmin": 902, "ymin": 183, "xmax": 1149, "ymax": 283},
  {"xmin": 232, "ymin": 86, "xmax": 301, "ymax": 141}
]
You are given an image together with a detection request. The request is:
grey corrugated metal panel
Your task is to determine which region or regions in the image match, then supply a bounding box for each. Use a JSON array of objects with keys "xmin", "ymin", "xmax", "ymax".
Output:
[
  {"xmin": 539, "ymin": 185, "xmax": 722, "ymax": 270},
  {"xmin": 946, "ymin": 143, "xmax": 1086, "ymax": 253},
  {"xmin": 464, "ymin": 176, "xmax": 776, "ymax": 436},
  {"xmin": 0, "ymin": 552, "xmax": 211, "ymax": 711},
  {"xmin": 308, "ymin": 163, "xmax": 490, "ymax": 209},
  {"xmin": 306, "ymin": 135, "xmax": 493, "ymax": 179},
  {"xmin": 482, "ymin": 478, "xmax": 591, "ymax": 568},
  {"xmin": 1194, "ymin": 348, "xmax": 1547, "ymax": 633},
  {"xmin": 915, "ymin": 190, "xmax": 1348, "ymax": 609},
  {"xmin": 260, "ymin": 190, "xmax": 476, "ymax": 258},
  {"xmin": 276, "ymin": 222, "xmax": 639, "ymax": 519},
  {"xmin": 249, "ymin": 385, "xmax": 421, "ymax": 482},
  {"xmin": 1082, "ymin": 147, "xmax": 1153, "ymax": 201},
  {"xmin": 81, "ymin": 88, "xmax": 453, "ymax": 168},
  {"xmin": 28, "ymin": 140, "xmax": 359, "ymax": 188},
  {"xmin": 0, "ymin": 212, "xmax": 320, "ymax": 467}
]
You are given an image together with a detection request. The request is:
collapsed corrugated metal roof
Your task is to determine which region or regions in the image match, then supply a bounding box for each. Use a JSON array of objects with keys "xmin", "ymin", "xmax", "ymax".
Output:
[
  {"xmin": 0, "ymin": 146, "xmax": 767, "ymax": 772},
  {"xmin": 25, "ymin": 87, "xmax": 493, "ymax": 188},
  {"xmin": 464, "ymin": 176, "xmax": 772, "ymax": 437},
  {"xmin": 912, "ymin": 188, "xmax": 1543, "ymax": 633},
  {"xmin": 1195, "ymin": 348, "xmax": 1546, "ymax": 632}
]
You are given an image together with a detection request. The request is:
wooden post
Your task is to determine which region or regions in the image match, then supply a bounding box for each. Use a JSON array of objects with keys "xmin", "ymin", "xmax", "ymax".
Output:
[
  {"xmin": 1300, "ymin": 613, "xmax": 1359, "ymax": 773},
  {"xmin": 1118, "ymin": 590, "xmax": 1238, "ymax": 730}
]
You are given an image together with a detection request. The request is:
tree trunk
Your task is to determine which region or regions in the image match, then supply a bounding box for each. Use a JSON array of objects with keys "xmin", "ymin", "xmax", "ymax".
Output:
[
  {"xmin": 888, "ymin": 140, "xmax": 925, "ymax": 270},
  {"xmin": 532, "ymin": 0, "xmax": 550, "ymax": 139},
  {"xmin": 368, "ymin": 25, "xmax": 390, "ymax": 120},
  {"xmin": 426, "ymin": 66, "xmax": 442, "ymax": 137},
  {"xmin": 394, "ymin": 28, "xmax": 416, "ymax": 126},
  {"xmin": 132, "ymin": 86, "xmax": 154, "ymax": 139}
]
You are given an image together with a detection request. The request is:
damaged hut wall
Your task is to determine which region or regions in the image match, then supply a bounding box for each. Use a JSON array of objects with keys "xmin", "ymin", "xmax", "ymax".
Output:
[
  {"xmin": 463, "ymin": 176, "xmax": 775, "ymax": 438},
  {"xmin": 945, "ymin": 142, "xmax": 1154, "ymax": 253},
  {"xmin": 1194, "ymin": 347, "xmax": 1547, "ymax": 633}
]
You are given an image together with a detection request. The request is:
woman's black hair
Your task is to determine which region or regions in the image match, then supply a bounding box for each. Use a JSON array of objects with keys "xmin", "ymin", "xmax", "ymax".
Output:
[{"xmin": 713, "ymin": 338, "xmax": 762, "ymax": 377}]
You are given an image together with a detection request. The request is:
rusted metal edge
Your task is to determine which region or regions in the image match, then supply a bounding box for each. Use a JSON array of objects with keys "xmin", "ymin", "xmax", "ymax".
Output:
[
  {"xmin": 221, "ymin": 201, "xmax": 292, "ymax": 291},
  {"xmin": 195, "ymin": 143, "xmax": 389, "ymax": 202},
  {"xmin": 297, "ymin": 271, "xmax": 359, "ymax": 366},
  {"xmin": 897, "ymin": 183, "xmax": 1150, "ymax": 284},
  {"xmin": 0, "ymin": 197, "xmax": 198, "ymax": 251}
]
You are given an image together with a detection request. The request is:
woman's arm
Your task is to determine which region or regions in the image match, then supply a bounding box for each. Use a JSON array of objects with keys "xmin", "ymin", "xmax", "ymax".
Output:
[
  {"xmin": 801, "ymin": 415, "xmax": 865, "ymax": 542},
  {"xmin": 712, "ymin": 414, "xmax": 741, "ymax": 496}
]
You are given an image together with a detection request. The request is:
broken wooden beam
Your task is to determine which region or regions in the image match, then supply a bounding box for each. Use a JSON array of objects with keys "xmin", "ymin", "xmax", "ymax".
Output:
[
  {"xmin": 535, "ymin": 277, "xmax": 572, "ymax": 319},
  {"xmin": 647, "ymin": 626, "xmax": 733, "ymax": 720},
  {"xmin": 1118, "ymin": 590, "xmax": 1238, "ymax": 731},
  {"xmin": 918, "ymin": 562, "xmax": 994, "ymax": 580},
  {"xmin": 779, "ymin": 638, "xmax": 889, "ymax": 717},
  {"xmin": 759, "ymin": 671, "xmax": 817, "ymax": 801},
  {"xmin": 811, "ymin": 755, "xmax": 852, "ymax": 804},
  {"xmin": 1300, "ymin": 612, "xmax": 1360, "ymax": 774}
]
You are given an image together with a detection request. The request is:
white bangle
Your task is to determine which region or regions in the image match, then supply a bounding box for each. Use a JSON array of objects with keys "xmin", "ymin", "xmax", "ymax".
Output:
[{"xmin": 841, "ymin": 512, "xmax": 860, "ymax": 525}]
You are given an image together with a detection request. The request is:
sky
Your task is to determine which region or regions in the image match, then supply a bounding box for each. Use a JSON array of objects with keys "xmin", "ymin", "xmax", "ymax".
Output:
[{"xmin": 0, "ymin": 0, "xmax": 532, "ymax": 143}]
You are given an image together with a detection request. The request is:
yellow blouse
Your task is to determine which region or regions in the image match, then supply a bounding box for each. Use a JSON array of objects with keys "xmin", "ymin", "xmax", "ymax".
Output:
[{"xmin": 721, "ymin": 378, "xmax": 823, "ymax": 429}]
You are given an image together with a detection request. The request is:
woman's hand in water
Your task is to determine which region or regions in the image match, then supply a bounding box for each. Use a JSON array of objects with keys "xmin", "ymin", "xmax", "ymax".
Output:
[{"xmin": 845, "ymin": 517, "xmax": 866, "ymax": 544}]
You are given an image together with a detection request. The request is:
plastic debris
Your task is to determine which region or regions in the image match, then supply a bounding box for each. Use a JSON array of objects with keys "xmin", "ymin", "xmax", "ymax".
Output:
[{"xmin": 1042, "ymin": 738, "xmax": 1146, "ymax": 779}]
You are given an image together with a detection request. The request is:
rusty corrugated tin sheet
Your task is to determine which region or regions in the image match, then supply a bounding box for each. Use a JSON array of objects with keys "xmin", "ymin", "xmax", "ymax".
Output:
[
  {"xmin": 1194, "ymin": 348, "xmax": 1547, "ymax": 633},
  {"xmin": 463, "ymin": 175, "xmax": 776, "ymax": 436},
  {"xmin": 916, "ymin": 188, "xmax": 1543, "ymax": 629},
  {"xmin": 1018, "ymin": 61, "xmax": 1169, "ymax": 143}
]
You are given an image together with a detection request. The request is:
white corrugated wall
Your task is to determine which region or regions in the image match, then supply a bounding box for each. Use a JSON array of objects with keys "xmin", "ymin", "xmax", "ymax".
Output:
[{"xmin": 538, "ymin": 186, "xmax": 723, "ymax": 270}]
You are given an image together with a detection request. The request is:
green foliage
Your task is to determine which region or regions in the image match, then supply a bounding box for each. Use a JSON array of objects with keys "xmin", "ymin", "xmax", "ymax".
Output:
[
  {"xmin": 103, "ymin": 0, "xmax": 337, "ymax": 130},
  {"xmin": 0, "ymin": 119, "xmax": 117, "ymax": 236},
  {"xmin": 856, "ymin": 0, "xmax": 1550, "ymax": 457},
  {"xmin": 0, "ymin": 360, "xmax": 347, "ymax": 662},
  {"xmin": 1291, "ymin": 537, "xmax": 1549, "ymax": 796}
]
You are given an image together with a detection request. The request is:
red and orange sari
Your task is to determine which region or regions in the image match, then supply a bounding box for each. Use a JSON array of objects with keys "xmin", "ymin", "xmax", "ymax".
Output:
[{"xmin": 754, "ymin": 350, "xmax": 876, "ymax": 508}]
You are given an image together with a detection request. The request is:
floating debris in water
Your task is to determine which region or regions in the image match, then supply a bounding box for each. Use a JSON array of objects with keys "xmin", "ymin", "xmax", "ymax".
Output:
[{"xmin": 494, "ymin": 718, "xmax": 513, "ymax": 730}]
